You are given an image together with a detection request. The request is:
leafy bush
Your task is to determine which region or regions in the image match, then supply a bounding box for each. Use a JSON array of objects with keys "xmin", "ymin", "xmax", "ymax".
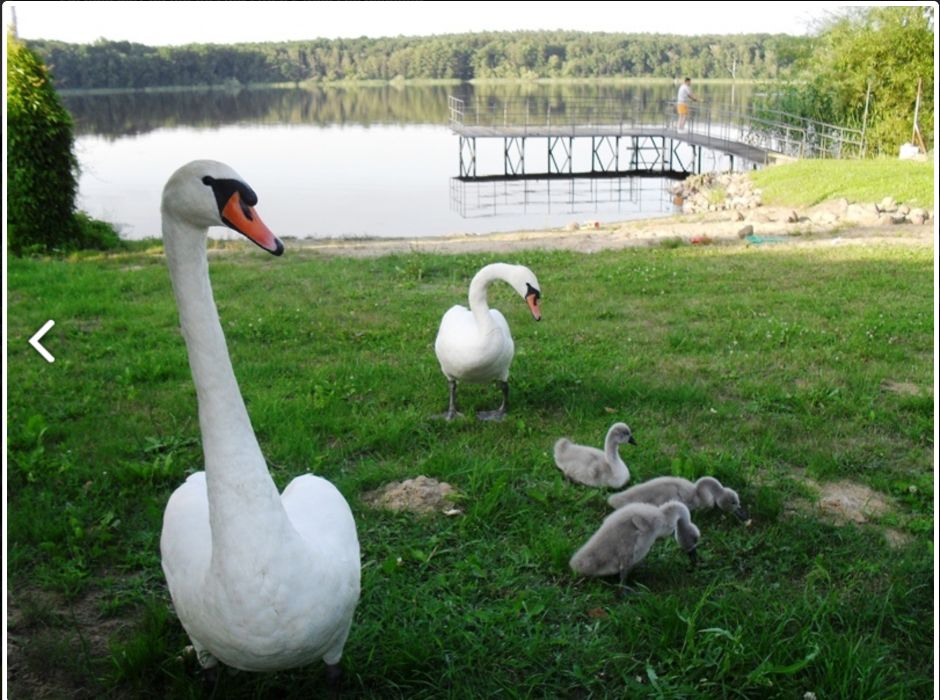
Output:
[
  {"xmin": 759, "ymin": 7, "xmax": 934, "ymax": 156},
  {"xmin": 7, "ymin": 34, "xmax": 81, "ymax": 254},
  {"xmin": 74, "ymin": 212, "xmax": 123, "ymax": 251}
]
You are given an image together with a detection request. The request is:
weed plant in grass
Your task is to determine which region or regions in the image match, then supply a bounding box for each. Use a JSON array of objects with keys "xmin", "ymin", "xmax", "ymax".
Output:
[{"xmin": 7, "ymin": 241, "xmax": 933, "ymax": 698}]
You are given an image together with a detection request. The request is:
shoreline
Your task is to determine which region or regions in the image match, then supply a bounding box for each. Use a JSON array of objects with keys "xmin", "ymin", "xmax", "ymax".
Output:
[{"xmin": 281, "ymin": 206, "xmax": 934, "ymax": 258}]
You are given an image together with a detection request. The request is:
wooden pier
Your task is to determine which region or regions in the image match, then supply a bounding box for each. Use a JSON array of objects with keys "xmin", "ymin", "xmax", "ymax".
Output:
[{"xmin": 448, "ymin": 97, "xmax": 864, "ymax": 180}]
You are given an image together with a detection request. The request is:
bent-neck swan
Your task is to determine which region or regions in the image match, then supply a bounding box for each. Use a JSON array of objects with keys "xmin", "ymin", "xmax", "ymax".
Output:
[
  {"xmin": 434, "ymin": 263, "xmax": 541, "ymax": 421},
  {"xmin": 607, "ymin": 475, "xmax": 747, "ymax": 521},
  {"xmin": 570, "ymin": 501, "xmax": 699, "ymax": 589}
]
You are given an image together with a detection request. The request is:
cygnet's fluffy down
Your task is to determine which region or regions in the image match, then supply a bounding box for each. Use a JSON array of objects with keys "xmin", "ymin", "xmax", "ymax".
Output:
[
  {"xmin": 607, "ymin": 476, "xmax": 748, "ymax": 522},
  {"xmin": 553, "ymin": 422, "xmax": 636, "ymax": 488},
  {"xmin": 570, "ymin": 501, "xmax": 699, "ymax": 584}
]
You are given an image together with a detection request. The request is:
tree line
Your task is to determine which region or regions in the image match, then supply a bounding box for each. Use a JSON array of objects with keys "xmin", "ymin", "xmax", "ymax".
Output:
[
  {"xmin": 27, "ymin": 31, "xmax": 811, "ymax": 89},
  {"xmin": 760, "ymin": 6, "xmax": 934, "ymax": 155}
]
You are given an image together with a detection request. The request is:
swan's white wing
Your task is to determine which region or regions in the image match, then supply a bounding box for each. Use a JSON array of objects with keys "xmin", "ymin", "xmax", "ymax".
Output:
[
  {"xmin": 281, "ymin": 474, "xmax": 361, "ymax": 665},
  {"xmin": 281, "ymin": 475, "xmax": 360, "ymax": 560},
  {"xmin": 161, "ymin": 470, "xmax": 213, "ymax": 658},
  {"xmin": 435, "ymin": 305, "xmax": 514, "ymax": 382},
  {"xmin": 161, "ymin": 471, "xmax": 212, "ymax": 587}
]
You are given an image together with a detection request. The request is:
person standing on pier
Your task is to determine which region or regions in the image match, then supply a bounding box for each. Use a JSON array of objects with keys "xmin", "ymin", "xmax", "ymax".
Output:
[{"xmin": 676, "ymin": 77, "xmax": 698, "ymax": 131}]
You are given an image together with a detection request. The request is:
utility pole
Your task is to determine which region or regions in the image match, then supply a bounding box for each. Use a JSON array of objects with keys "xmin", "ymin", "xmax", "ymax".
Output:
[
  {"xmin": 728, "ymin": 53, "xmax": 737, "ymax": 107},
  {"xmin": 860, "ymin": 80, "xmax": 871, "ymax": 157},
  {"xmin": 911, "ymin": 78, "xmax": 926, "ymax": 153}
]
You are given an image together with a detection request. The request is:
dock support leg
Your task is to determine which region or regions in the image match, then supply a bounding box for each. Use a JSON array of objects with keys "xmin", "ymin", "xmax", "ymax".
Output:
[
  {"xmin": 459, "ymin": 137, "xmax": 477, "ymax": 178},
  {"xmin": 548, "ymin": 136, "xmax": 572, "ymax": 175},
  {"xmin": 505, "ymin": 137, "xmax": 525, "ymax": 176}
]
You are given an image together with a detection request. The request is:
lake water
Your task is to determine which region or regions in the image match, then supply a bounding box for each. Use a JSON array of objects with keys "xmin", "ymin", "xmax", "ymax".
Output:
[{"xmin": 63, "ymin": 83, "xmax": 756, "ymax": 240}]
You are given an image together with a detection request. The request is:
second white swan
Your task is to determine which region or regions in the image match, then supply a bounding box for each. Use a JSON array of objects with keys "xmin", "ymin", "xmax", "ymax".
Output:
[{"xmin": 434, "ymin": 263, "xmax": 541, "ymax": 420}]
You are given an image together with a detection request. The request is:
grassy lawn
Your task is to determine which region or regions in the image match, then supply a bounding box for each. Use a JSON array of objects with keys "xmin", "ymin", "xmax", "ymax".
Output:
[
  {"xmin": 7, "ymin": 240, "xmax": 934, "ymax": 698},
  {"xmin": 751, "ymin": 157, "xmax": 935, "ymax": 209}
]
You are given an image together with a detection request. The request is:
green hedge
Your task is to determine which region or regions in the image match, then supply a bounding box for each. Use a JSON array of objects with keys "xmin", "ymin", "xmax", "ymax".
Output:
[{"xmin": 7, "ymin": 34, "xmax": 81, "ymax": 254}]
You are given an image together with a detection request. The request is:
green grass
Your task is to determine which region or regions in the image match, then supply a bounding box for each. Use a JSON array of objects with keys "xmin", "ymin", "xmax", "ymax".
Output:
[
  {"xmin": 751, "ymin": 158, "xmax": 935, "ymax": 209},
  {"xmin": 7, "ymin": 241, "xmax": 933, "ymax": 698}
]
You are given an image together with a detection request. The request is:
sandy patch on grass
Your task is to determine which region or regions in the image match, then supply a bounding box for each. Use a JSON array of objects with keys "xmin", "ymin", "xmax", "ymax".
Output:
[
  {"xmin": 880, "ymin": 380, "xmax": 924, "ymax": 397},
  {"xmin": 362, "ymin": 475, "xmax": 461, "ymax": 515},
  {"xmin": 7, "ymin": 583, "xmax": 139, "ymax": 699},
  {"xmin": 784, "ymin": 471, "xmax": 912, "ymax": 548}
]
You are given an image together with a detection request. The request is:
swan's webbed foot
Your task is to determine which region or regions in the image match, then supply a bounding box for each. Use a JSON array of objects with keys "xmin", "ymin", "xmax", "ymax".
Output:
[
  {"xmin": 435, "ymin": 409, "xmax": 464, "ymax": 421},
  {"xmin": 476, "ymin": 407, "xmax": 506, "ymax": 421},
  {"xmin": 477, "ymin": 381, "xmax": 509, "ymax": 421},
  {"xmin": 618, "ymin": 583, "xmax": 639, "ymax": 598}
]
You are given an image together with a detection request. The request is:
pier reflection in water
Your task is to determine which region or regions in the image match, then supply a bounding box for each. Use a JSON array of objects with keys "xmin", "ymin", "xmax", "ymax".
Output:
[{"xmin": 450, "ymin": 176, "xmax": 679, "ymax": 222}]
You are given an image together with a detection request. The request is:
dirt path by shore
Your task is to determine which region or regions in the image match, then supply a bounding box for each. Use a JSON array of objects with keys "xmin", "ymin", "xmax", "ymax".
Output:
[{"xmin": 286, "ymin": 205, "xmax": 934, "ymax": 258}]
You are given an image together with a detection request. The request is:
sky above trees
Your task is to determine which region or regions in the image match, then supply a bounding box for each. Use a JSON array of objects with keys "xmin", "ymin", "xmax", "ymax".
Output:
[{"xmin": 6, "ymin": 1, "xmax": 849, "ymax": 45}]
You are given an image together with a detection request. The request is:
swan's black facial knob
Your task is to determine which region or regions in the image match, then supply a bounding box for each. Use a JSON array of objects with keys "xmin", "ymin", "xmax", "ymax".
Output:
[
  {"xmin": 525, "ymin": 283, "xmax": 541, "ymax": 321},
  {"xmin": 202, "ymin": 176, "xmax": 283, "ymax": 255}
]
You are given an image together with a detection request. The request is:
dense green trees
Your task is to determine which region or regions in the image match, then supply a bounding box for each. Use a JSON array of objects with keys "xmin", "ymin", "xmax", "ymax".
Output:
[
  {"xmin": 7, "ymin": 35, "xmax": 119, "ymax": 253},
  {"xmin": 19, "ymin": 16, "xmax": 933, "ymax": 161},
  {"xmin": 7, "ymin": 34, "xmax": 80, "ymax": 253},
  {"xmin": 27, "ymin": 31, "xmax": 809, "ymax": 89},
  {"xmin": 765, "ymin": 6, "xmax": 934, "ymax": 154}
]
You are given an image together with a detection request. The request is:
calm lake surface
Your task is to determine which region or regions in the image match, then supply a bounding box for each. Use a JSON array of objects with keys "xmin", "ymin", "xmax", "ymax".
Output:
[{"xmin": 63, "ymin": 83, "xmax": 756, "ymax": 240}]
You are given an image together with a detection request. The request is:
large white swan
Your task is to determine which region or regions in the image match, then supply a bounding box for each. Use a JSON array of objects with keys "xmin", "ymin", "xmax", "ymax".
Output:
[
  {"xmin": 158, "ymin": 160, "xmax": 360, "ymax": 676},
  {"xmin": 434, "ymin": 263, "xmax": 541, "ymax": 420}
]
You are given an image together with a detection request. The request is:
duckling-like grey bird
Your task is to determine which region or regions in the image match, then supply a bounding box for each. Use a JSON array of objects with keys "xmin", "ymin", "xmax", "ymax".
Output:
[
  {"xmin": 553, "ymin": 422, "xmax": 636, "ymax": 488},
  {"xmin": 569, "ymin": 501, "xmax": 699, "ymax": 587},
  {"xmin": 607, "ymin": 476, "xmax": 748, "ymax": 521}
]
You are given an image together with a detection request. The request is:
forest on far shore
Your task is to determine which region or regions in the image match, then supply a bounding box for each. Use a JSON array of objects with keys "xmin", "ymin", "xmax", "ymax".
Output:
[{"xmin": 27, "ymin": 31, "xmax": 810, "ymax": 90}]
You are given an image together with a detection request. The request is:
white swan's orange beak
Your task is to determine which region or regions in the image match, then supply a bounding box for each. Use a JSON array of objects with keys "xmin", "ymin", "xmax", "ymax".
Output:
[
  {"xmin": 221, "ymin": 192, "xmax": 283, "ymax": 256},
  {"xmin": 526, "ymin": 292, "xmax": 541, "ymax": 321}
]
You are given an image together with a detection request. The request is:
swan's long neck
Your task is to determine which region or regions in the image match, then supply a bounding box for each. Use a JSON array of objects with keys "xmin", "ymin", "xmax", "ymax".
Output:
[
  {"xmin": 603, "ymin": 429, "xmax": 626, "ymax": 465},
  {"xmin": 604, "ymin": 428, "xmax": 630, "ymax": 483},
  {"xmin": 468, "ymin": 263, "xmax": 513, "ymax": 332},
  {"xmin": 164, "ymin": 216, "xmax": 289, "ymax": 557},
  {"xmin": 660, "ymin": 502, "xmax": 692, "ymax": 534}
]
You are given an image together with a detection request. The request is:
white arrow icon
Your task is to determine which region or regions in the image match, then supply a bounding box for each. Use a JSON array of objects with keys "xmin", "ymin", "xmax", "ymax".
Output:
[{"xmin": 29, "ymin": 320, "xmax": 56, "ymax": 363}]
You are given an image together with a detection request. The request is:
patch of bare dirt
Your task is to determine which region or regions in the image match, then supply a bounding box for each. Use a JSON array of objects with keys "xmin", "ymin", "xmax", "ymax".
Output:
[
  {"xmin": 782, "ymin": 470, "xmax": 912, "ymax": 548},
  {"xmin": 880, "ymin": 380, "xmax": 924, "ymax": 397},
  {"xmin": 816, "ymin": 480, "xmax": 892, "ymax": 524},
  {"xmin": 7, "ymin": 583, "xmax": 140, "ymax": 699},
  {"xmin": 362, "ymin": 475, "xmax": 461, "ymax": 515}
]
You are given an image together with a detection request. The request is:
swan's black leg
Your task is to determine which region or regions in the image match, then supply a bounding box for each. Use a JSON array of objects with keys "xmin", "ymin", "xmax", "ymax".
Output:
[
  {"xmin": 477, "ymin": 381, "xmax": 508, "ymax": 421},
  {"xmin": 618, "ymin": 564, "xmax": 637, "ymax": 597},
  {"xmin": 326, "ymin": 662, "xmax": 343, "ymax": 688},
  {"xmin": 201, "ymin": 664, "xmax": 220, "ymax": 687},
  {"xmin": 436, "ymin": 379, "xmax": 462, "ymax": 420}
]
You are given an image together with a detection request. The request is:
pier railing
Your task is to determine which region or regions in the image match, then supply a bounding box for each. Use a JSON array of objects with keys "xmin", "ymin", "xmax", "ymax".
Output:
[
  {"xmin": 447, "ymin": 96, "xmax": 865, "ymax": 160},
  {"xmin": 449, "ymin": 95, "xmax": 673, "ymax": 133}
]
